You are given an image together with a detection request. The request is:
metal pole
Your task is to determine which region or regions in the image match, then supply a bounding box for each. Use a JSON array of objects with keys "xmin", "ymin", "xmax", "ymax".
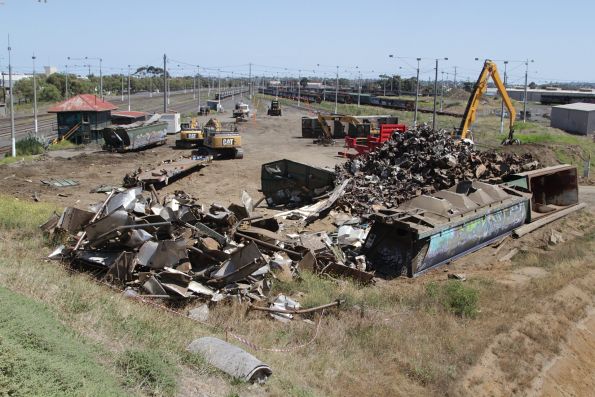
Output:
[
  {"xmin": 432, "ymin": 58, "xmax": 438, "ymax": 131},
  {"xmin": 231, "ymin": 72, "xmax": 235, "ymax": 102},
  {"xmin": 121, "ymin": 70, "xmax": 124, "ymax": 102},
  {"xmin": 127, "ymin": 65, "xmax": 131, "ymax": 111},
  {"xmin": 523, "ymin": 60, "xmax": 529, "ymax": 123},
  {"xmin": 197, "ymin": 66, "xmax": 200, "ymax": 113},
  {"xmin": 65, "ymin": 64, "xmax": 69, "ymax": 98},
  {"xmin": 334, "ymin": 65, "xmax": 339, "ymax": 114},
  {"xmin": 99, "ymin": 58, "xmax": 103, "ymax": 100},
  {"xmin": 499, "ymin": 61, "xmax": 508, "ymax": 134},
  {"xmin": 298, "ymin": 69, "xmax": 301, "ymax": 107},
  {"xmin": 217, "ymin": 69, "xmax": 221, "ymax": 106},
  {"xmin": 357, "ymin": 71, "xmax": 361, "ymax": 107},
  {"xmin": 163, "ymin": 54, "xmax": 167, "ymax": 113},
  {"xmin": 440, "ymin": 71, "xmax": 444, "ymax": 112},
  {"xmin": 413, "ymin": 58, "xmax": 420, "ymax": 128},
  {"xmin": 248, "ymin": 62, "xmax": 252, "ymax": 99},
  {"xmin": 453, "ymin": 66, "xmax": 457, "ymax": 87},
  {"xmin": 193, "ymin": 72, "xmax": 196, "ymax": 100},
  {"xmin": 8, "ymin": 35, "xmax": 16, "ymax": 157},
  {"xmin": 32, "ymin": 54, "xmax": 38, "ymax": 133}
]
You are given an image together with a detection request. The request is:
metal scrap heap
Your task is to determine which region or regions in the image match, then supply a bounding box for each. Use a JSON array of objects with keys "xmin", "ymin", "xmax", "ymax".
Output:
[
  {"xmin": 42, "ymin": 186, "xmax": 372, "ymax": 304},
  {"xmin": 43, "ymin": 188, "xmax": 302, "ymax": 302},
  {"xmin": 335, "ymin": 124, "xmax": 539, "ymax": 215}
]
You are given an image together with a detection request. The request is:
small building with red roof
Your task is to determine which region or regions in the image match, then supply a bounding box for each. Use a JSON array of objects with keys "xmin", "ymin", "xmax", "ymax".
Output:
[{"xmin": 48, "ymin": 94, "xmax": 118, "ymax": 143}]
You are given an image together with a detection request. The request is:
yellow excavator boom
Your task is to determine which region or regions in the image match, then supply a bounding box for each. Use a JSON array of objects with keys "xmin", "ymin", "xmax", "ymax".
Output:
[{"xmin": 459, "ymin": 60, "xmax": 517, "ymax": 143}]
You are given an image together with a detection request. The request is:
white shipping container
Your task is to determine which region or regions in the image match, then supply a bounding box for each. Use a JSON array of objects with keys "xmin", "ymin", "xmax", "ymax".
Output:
[{"xmin": 160, "ymin": 112, "xmax": 181, "ymax": 134}]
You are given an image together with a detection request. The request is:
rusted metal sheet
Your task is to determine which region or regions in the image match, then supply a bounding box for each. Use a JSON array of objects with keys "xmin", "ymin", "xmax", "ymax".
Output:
[
  {"xmin": 502, "ymin": 164, "xmax": 579, "ymax": 222},
  {"xmin": 132, "ymin": 157, "xmax": 211, "ymax": 186}
]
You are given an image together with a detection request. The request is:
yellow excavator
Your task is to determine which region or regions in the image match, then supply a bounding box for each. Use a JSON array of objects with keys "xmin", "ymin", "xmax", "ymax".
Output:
[{"xmin": 458, "ymin": 59, "xmax": 519, "ymax": 145}]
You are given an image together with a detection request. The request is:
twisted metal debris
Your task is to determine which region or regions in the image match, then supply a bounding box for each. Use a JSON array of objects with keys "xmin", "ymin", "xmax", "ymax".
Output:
[{"xmin": 335, "ymin": 125, "xmax": 539, "ymax": 215}]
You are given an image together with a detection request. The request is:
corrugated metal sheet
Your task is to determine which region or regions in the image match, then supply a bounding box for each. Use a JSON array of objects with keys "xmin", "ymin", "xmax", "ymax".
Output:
[{"xmin": 47, "ymin": 94, "xmax": 118, "ymax": 113}]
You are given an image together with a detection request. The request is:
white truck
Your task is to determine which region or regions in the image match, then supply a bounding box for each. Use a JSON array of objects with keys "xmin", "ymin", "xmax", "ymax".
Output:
[
  {"xmin": 232, "ymin": 102, "xmax": 250, "ymax": 119},
  {"xmin": 159, "ymin": 112, "xmax": 181, "ymax": 134}
]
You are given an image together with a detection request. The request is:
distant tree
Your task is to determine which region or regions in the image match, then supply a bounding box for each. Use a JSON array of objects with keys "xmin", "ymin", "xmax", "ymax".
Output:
[
  {"xmin": 300, "ymin": 77, "xmax": 309, "ymax": 88},
  {"xmin": 528, "ymin": 81, "xmax": 537, "ymax": 89},
  {"xmin": 14, "ymin": 78, "xmax": 34, "ymax": 101},
  {"xmin": 463, "ymin": 82, "xmax": 473, "ymax": 92},
  {"xmin": 39, "ymin": 84, "xmax": 61, "ymax": 102}
]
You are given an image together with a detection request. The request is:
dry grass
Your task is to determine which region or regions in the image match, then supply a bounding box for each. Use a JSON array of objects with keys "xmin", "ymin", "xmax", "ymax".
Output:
[{"xmin": 0, "ymin": 196, "xmax": 593, "ymax": 396}]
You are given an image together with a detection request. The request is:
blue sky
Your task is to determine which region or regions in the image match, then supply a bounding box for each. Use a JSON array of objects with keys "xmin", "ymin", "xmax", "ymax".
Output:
[{"xmin": 1, "ymin": 0, "xmax": 593, "ymax": 84}]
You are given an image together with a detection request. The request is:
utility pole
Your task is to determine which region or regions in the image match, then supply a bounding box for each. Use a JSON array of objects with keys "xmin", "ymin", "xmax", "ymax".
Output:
[
  {"xmin": 357, "ymin": 69, "xmax": 361, "ymax": 107},
  {"xmin": 193, "ymin": 71, "xmax": 196, "ymax": 100},
  {"xmin": 8, "ymin": 35, "xmax": 15, "ymax": 157},
  {"xmin": 121, "ymin": 69, "xmax": 124, "ymax": 102},
  {"xmin": 163, "ymin": 54, "xmax": 167, "ymax": 113},
  {"xmin": 453, "ymin": 66, "xmax": 457, "ymax": 87},
  {"xmin": 217, "ymin": 69, "xmax": 221, "ymax": 107},
  {"xmin": 32, "ymin": 53, "xmax": 38, "ymax": 134},
  {"xmin": 65, "ymin": 64, "xmax": 69, "ymax": 98},
  {"xmin": 440, "ymin": 71, "xmax": 444, "ymax": 111},
  {"xmin": 334, "ymin": 65, "xmax": 339, "ymax": 114},
  {"xmin": 231, "ymin": 71, "xmax": 235, "ymax": 102},
  {"xmin": 196, "ymin": 65, "xmax": 200, "ymax": 113},
  {"xmin": 99, "ymin": 58, "xmax": 102, "ymax": 99},
  {"xmin": 432, "ymin": 57, "xmax": 448, "ymax": 131},
  {"xmin": 499, "ymin": 61, "xmax": 508, "ymax": 134},
  {"xmin": 127, "ymin": 65, "xmax": 131, "ymax": 111},
  {"xmin": 298, "ymin": 69, "xmax": 301, "ymax": 107},
  {"xmin": 248, "ymin": 62, "xmax": 252, "ymax": 99},
  {"xmin": 432, "ymin": 59, "xmax": 438, "ymax": 131},
  {"xmin": 413, "ymin": 58, "xmax": 421, "ymax": 128},
  {"xmin": 523, "ymin": 59, "xmax": 533, "ymax": 123}
]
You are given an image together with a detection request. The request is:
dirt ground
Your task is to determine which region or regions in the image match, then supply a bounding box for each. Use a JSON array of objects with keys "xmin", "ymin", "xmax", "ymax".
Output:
[
  {"xmin": 1, "ymin": 101, "xmax": 594, "ymax": 396},
  {"xmin": 0, "ymin": 101, "xmax": 339, "ymax": 210}
]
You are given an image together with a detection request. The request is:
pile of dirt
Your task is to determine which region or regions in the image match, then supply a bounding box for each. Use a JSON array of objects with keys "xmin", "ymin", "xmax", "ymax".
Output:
[{"xmin": 336, "ymin": 125, "xmax": 539, "ymax": 215}]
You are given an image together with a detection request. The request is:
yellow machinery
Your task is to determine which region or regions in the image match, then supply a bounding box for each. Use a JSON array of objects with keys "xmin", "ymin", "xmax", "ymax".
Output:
[
  {"xmin": 175, "ymin": 118, "xmax": 204, "ymax": 148},
  {"xmin": 195, "ymin": 118, "xmax": 243, "ymax": 159},
  {"xmin": 459, "ymin": 59, "xmax": 519, "ymax": 145}
]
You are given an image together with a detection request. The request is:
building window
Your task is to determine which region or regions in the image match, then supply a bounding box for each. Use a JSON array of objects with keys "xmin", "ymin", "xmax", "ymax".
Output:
[{"xmin": 82, "ymin": 114, "xmax": 89, "ymax": 123}]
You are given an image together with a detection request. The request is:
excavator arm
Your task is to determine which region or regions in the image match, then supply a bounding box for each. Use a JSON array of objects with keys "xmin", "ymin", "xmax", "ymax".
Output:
[{"xmin": 459, "ymin": 60, "xmax": 518, "ymax": 144}]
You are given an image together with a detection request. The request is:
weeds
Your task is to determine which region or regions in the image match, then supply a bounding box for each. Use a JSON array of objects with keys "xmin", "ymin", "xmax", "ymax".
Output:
[
  {"xmin": 14, "ymin": 135, "xmax": 45, "ymax": 156},
  {"xmin": 117, "ymin": 349, "xmax": 177, "ymax": 396},
  {"xmin": 426, "ymin": 281, "xmax": 479, "ymax": 318}
]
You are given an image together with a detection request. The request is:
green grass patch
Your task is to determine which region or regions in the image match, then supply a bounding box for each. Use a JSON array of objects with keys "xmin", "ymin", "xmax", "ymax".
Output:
[
  {"xmin": 49, "ymin": 139, "xmax": 77, "ymax": 151},
  {"xmin": 117, "ymin": 349, "xmax": 177, "ymax": 396},
  {"xmin": 426, "ymin": 280, "xmax": 479, "ymax": 318},
  {"xmin": 0, "ymin": 196, "xmax": 59, "ymax": 230},
  {"xmin": 0, "ymin": 286, "xmax": 130, "ymax": 397},
  {"xmin": 14, "ymin": 135, "xmax": 45, "ymax": 156}
]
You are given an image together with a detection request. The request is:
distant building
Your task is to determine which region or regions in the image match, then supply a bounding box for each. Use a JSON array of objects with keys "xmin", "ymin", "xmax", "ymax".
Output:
[
  {"xmin": 507, "ymin": 88, "xmax": 595, "ymax": 104},
  {"xmin": 44, "ymin": 66, "xmax": 58, "ymax": 76},
  {"xmin": 550, "ymin": 102, "xmax": 595, "ymax": 135},
  {"xmin": 47, "ymin": 94, "xmax": 117, "ymax": 143}
]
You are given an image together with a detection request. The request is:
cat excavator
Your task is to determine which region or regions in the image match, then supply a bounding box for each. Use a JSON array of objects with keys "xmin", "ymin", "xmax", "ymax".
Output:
[{"xmin": 458, "ymin": 59, "xmax": 519, "ymax": 145}]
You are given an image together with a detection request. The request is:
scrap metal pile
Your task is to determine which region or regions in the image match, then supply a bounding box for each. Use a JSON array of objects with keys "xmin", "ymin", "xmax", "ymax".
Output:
[
  {"xmin": 42, "ymin": 187, "xmax": 373, "ymax": 303},
  {"xmin": 335, "ymin": 124, "xmax": 539, "ymax": 215}
]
